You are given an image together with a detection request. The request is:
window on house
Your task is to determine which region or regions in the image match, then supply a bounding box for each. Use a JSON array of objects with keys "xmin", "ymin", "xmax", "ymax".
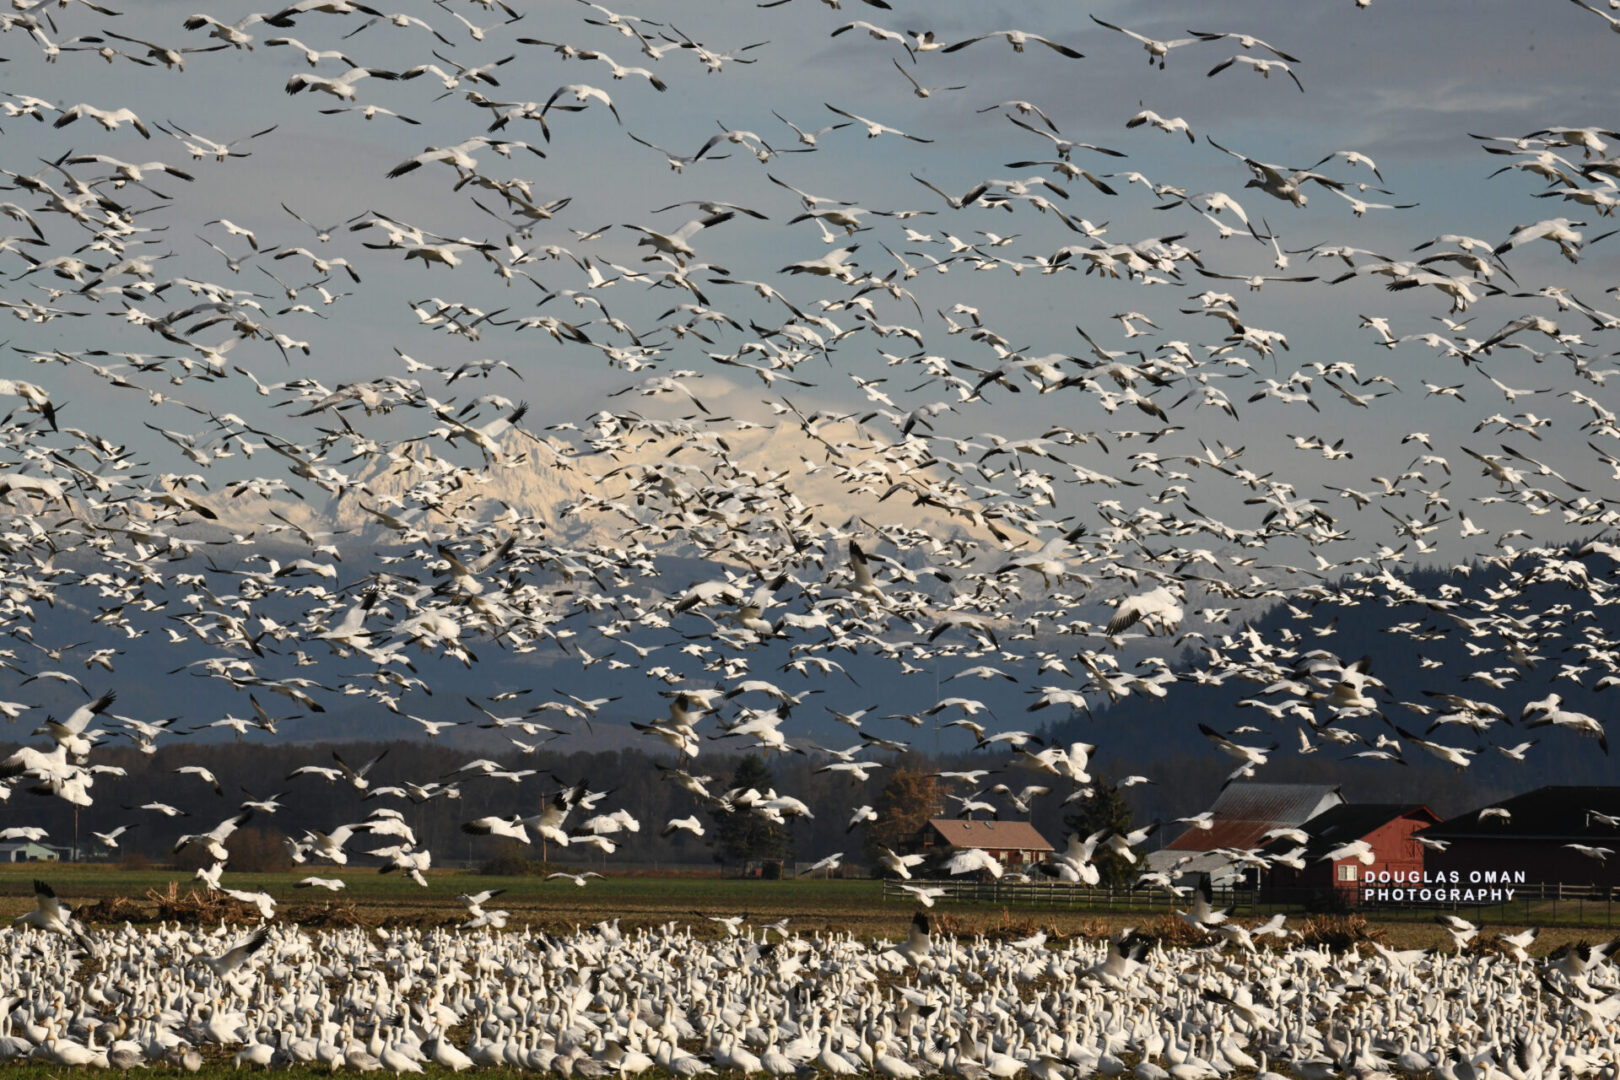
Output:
[{"xmin": 1337, "ymin": 863, "xmax": 1357, "ymax": 882}]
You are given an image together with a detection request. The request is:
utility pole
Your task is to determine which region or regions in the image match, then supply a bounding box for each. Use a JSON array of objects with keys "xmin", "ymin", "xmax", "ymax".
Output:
[{"xmin": 932, "ymin": 658, "xmax": 941, "ymax": 759}]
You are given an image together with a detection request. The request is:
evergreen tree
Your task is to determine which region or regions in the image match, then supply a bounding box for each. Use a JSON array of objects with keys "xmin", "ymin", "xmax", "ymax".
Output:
[
  {"xmin": 1062, "ymin": 776, "xmax": 1136, "ymax": 887},
  {"xmin": 710, "ymin": 754, "xmax": 791, "ymax": 871}
]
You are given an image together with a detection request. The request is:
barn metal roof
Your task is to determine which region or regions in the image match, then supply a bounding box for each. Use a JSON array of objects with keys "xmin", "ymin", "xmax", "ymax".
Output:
[
  {"xmin": 1420, "ymin": 786, "xmax": 1620, "ymax": 840},
  {"xmin": 928, "ymin": 818, "xmax": 1053, "ymax": 852},
  {"xmin": 1164, "ymin": 782, "xmax": 1345, "ymax": 852}
]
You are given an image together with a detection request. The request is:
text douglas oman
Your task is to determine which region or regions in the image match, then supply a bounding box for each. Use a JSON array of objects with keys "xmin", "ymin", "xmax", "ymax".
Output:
[{"xmin": 1361, "ymin": 869, "xmax": 1528, "ymax": 904}]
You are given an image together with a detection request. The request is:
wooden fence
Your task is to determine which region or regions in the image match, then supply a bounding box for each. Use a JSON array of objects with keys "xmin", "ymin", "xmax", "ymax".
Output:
[{"xmin": 880, "ymin": 877, "xmax": 1620, "ymax": 928}]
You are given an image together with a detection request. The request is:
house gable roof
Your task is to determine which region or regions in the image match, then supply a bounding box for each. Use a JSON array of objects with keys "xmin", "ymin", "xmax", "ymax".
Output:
[{"xmin": 928, "ymin": 818, "xmax": 1053, "ymax": 852}]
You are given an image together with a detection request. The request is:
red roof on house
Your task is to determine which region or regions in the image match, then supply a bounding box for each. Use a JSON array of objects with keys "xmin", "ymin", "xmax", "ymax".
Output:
[{"xmin": 928, "ymin": 818, "xmax": 1053, "ymax": 852}]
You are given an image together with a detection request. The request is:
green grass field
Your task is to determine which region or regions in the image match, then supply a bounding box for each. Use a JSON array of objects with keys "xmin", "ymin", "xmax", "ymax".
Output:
[
  {"xmin": 0, "ymin": 864, "xmax": 915, "ymax": 937},
  {"xmin": 3, "ymin": 864, "xmax": 1612, "ymax": 953}
]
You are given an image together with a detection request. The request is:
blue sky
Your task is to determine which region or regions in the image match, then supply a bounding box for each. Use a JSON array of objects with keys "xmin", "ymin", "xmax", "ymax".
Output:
[{"xmin": 2, "ymin": 0, "xmax": 1620, "ymax": 767}]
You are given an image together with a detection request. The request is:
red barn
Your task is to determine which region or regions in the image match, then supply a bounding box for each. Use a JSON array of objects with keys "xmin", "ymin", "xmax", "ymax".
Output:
[{"xmin": 1264, "ymin": 803, "xmax": 1440, "ymax": 904}]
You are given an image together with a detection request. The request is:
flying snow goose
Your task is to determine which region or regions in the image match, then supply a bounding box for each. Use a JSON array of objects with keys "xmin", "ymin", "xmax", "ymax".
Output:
[
  {"xmin": 1088, "ymin": 16, "xmax": 1199, "ymax": 68},
  {"xmin": 1127, "ymin": 107, "xmax": 1195, "ymax": 142},
  {"xmin": 941, "ymin": 29, "xmax": 1083, "ymax": 57},
  {"xmin": 284, "ymin": 67, "xmax": 400, "ymax": 100},
  {"xmin": 825, "ymin": 103, "xmax": 933, "ymax": 142},
  {"xmin": 295, "ymin": 876, "xmax": 347, "ymax": 890},
  {"xmin": 197, "ymin": 927, "xmax": 270, "ymax": 979},
  {"xmin": 52, "ymin": 103, "xmax": 152, "ymax": 137},
  {"xmin": 945, "ymin": 847, "xmax": 1004, "ymax": 878}
]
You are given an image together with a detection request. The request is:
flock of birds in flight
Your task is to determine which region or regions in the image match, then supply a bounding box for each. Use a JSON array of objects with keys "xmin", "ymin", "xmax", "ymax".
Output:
[{"xmin": 0, "ymin": 0, "xmax": 1617, "ymax": 1068}]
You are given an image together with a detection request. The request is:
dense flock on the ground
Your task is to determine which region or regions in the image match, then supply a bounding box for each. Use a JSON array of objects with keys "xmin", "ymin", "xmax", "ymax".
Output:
[
  {"xmin": 8, "ymin": 900, "xmax": 1620, "ymax": 1076},
  {"xmin": 2, "ymin": 0, "xmax": 1620, "ymax": 1067}
]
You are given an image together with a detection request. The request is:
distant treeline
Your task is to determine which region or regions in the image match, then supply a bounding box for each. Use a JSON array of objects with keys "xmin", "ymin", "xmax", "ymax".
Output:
[
  {"xmin": 2, "ymin": 739, "xmax": 894, "ymax": 871},
  {"xmin": 2, "ymin": 729, "xmax": 1525, "ymax": 876}
]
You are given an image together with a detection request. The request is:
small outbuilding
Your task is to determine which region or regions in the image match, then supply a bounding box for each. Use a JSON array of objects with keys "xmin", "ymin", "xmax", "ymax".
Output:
[
  {"xmin": 923, "ymin": 818, "xmax": 1053, "ymax": 871},
  {"xmin": 0, "ymin": 841, "xmax": 61, "ymax": 863}
]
